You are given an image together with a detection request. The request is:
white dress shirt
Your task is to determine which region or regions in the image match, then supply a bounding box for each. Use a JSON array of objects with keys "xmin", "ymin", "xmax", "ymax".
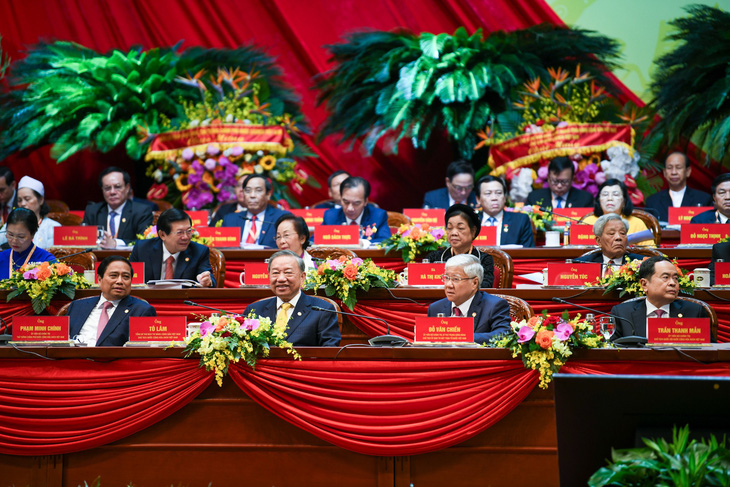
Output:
[
  {"xmin": 452, "ymin": 293, "xmax": 476, "ymax": 317},
  {"xmin": 241, "ymin": 209, "xmax": 266, "ymax": 245},
  {"xmin": 669, "ymin": 186, "xmax": 687, "ymax": 208},
  {"xmin": 75, "ymin": 296, "xmax": 121, "ymax": 346},
  {"xmin": 160, "ymin": 245, "xmax": 181, "ymax": 279},
  {"xmin": 645, "ymin": 301, "xmax": 670, "ymax": 319},
  {"xmin": 276, "ymin": 290, "xmax": 302, "ymax": 322}
]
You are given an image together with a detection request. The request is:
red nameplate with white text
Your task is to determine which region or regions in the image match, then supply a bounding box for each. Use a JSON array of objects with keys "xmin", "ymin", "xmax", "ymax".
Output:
[
  {"xmin": 547, "ymin": 262, "xmax": 601, "ymax": 286},
  {"xmin": 94, "ymin": 262, "xmax": 145, "ymax": 285},
  {"xmin": 570, "ymin": 224, "xmax": 597, "ymax": 246},
  {"xmin": 196, "ymin": 227, "xmax": 241, "ymax": 247},
  {"xmin": 715, "ymin": 262, "xmax": 730, "ymax": 285},
  {"xmin": 552, "ymin": 207, "xmax": 592, "ymax": 225},
  {"xmin": 668, "ymin": 207, "xmax": 714, "ymax": 225},
  {"xmin": 314, "ymin": 225, "xmax": 359, "ymax": 246},
  {"xmin": 13, "ymin": 316, "xmax": 69, "ymax": 341},
  {"xmin": 680, "ymin": 224, "xmax": 730, "ymax": 245},
  {"xmin": 129, "ymin": 316, "xmax": 186, "ymax": 342},
  {"xmin": 472, "ymin": 226, "xmax": 498, "ymax": 246},
  {"xmin": 403, "ymin": 209, "xmax": 445, "ymax": 226},
  {"xmin": 407, "ymin": 263, "xmax": 445, "ymax": 286},
  {"xmin": 244, "ymin": 262, "xmax": 270, "ymax": 285},
  {"xmin": 185, "ymin": 211, "xmax": 209, "ymax": 228},
  {"xmin": 415, "ymin": 316, "xmax": 474, "ymax": 343},
  {"xmin": 53, "ymin": 226, "xmax": 97, "ymax": 246},
  {"xmin": 647, "ymin": 317, "xmax": 711, "ymax": 345},
  {"xmin": 290, "ymin": 209, "xmax": 326, "ymax": 227}
]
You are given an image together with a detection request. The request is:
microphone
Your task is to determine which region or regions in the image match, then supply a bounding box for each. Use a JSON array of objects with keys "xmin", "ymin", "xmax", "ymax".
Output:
[
  {"xmin": 551, "ymin": 297, "xmax": 648, "ymax": 347},
  {"xmin": 311, "ymin": 305, "xmax": 409, "ymax": 347},
  {"xmin": 184, "ymin": 300, "xmax": 241, "ymax": 316},
  {"xmin": 537, "ymin": 206, "xmax": 585, "ymax": 223},
  {"xmin": 57, "ymin": 248, "xmax": 94, "ymax": 260}
]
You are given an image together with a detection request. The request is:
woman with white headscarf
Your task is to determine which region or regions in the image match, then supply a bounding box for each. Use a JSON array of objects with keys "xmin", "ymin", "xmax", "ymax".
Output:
[{"xmin": 0, "ymin": 176, "xmax": 61, "ymax": 249}]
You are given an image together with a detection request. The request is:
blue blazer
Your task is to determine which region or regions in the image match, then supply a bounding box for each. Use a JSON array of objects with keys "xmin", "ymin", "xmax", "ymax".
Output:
[
  {"xmin": 68, "ymin": 295, "xmax": 157, "ymax": 346},
  {"xmin": 422, "ymin": 187, "xmax": 477, "ymax": 209},
  {"xmin": 482, "ymin": 211, "xmax": 534, "ymax": 247},
  {"xmin": 690, "ymin": 209, "xmax": 723, "ymax": 224},
  {"xmin": 525, "ymin": 187, "xmax": 594, "ymax": 209},
  {"xmin": 427, "ymin": 291, "xmax": 511, "ymax": 344},
  {"xmin": 82, "ymin": 200, "xmax": 154, "ymax": 245},
  {"xmin": 243, "ymin": 293, "xmax": 341, "ymax": 347},
  {"xmin": 210, "ymin": 202, "xmax": 238, "ymax": 227},
  {"xmin": 221, "ymin": 206, "xmax": 291, "ymax": 248},
  {"xmin": 645, "ymin": 187, "xmax": 713, "ymax": 222},
  {"xmin": 321, "ymin": 204, "xmax": 391, "ymax": 243},
  {"xmin": 129, "ymin": 238, "xmax": 215, "ymax": 286},
  {"xmin": 610, "ymin": 298, "xmax": 710, "ymax": 342}
]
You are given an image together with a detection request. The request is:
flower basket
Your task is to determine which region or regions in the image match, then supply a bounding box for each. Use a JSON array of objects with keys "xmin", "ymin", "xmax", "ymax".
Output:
[
  {"xmin": 0, "ymin": 262, "xmax": 91, "ymax": 314},
  {"xmin": 590, "ymin": 257, "xmax": 695, "ymax": 298},
  {"xmin": 379, "ymin": 223, "xmax": 446, "ymax": 263}
]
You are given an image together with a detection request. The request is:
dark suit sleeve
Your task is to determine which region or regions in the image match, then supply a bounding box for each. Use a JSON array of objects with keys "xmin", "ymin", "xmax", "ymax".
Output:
[
  {"xmin": 371, "ymin": 209, "xmax": 391, "ymax": 243},
  {"xmin": 474, "ymin": 296, "xmax": 511, "ymax": 344},
  {"xmin": 82, "ymin": 202, "xmax": 98, "ymax": 226},
  {"xmin": 140, "ymin": 301, "xmax": 157, "ymax": 317},
  {"xmin": 609, "ymin": 303, "xmax": 632, "ymax": 340},
  {"xmin": 315, "ymin": 304, "xmax": 341, "ymax": 346},
  {"xmin": 480, "ymin": 252, "xmax": 495, "ymax": 288},
  {"xmin": 129, "ymin": 242, "xmax": 141, "ymax": 262},
  {"xmin": 516, "ymin": 214, "xmax": 535, "ymax": 247},
  {"xmin": 126, "ymin": 206, "xmax": 154, "ymax": 244},
  {"xmin": 195, "ymin": 245, "xmax": 215, "ymax": 287}
]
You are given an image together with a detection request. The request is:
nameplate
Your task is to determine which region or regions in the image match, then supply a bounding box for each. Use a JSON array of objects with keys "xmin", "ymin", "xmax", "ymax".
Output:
[
  {"xmin": 414, "ymin": 316, "xmax": 474, "ymax": 343},
  {"xmin": 54, "ymin": 226, "xmax": 96, "ymax": 246},
  {"xmin": 547, "ymin": 262, "xmax": 601, "ymax": 286},
  {"xmin": 680, "ymin": 224, "xmax": 730, "ymax": 245},
  {"xmin": 714, "ymin": 262, "xmax": 730, "ymax": 285},
  {"xmin": 472, "ymin": 226, "xmax": 498, "ymax": 246},
  {"xmin": 314, "ymin": 225, "xmax": 359, "ymax": 246},
  {"xmin": 290, "ymin": 208, "xmax": 325, "ymax": 227},
  {"xmin": 244, "ymin": 262, "xmax": 270, "ymax": 285},
  {"xmin": 647, "ymin": 317, "xmax": 711, "ymax": 345},
  {"xmin": 129, "ymin": 316, "xmax": 186, "ymax": 342},
  {"xmin": 185, "ymin": 211, "xmax": 209, "ymax": 228},
  {"xmin": 196, "ymin": 227, "xmax": 241, "ymax": 247},
  {"xmin": 95, "ymin": 262, "xmax": 145, "ymax": 285},
  {"xmin": 552, "ymin": 207, "xmax": 592, "ymax": 225},
  {"xmin": 570, "ymin": 224, "xmax": 597, "ymax": 245},
  {"xmin": 668, "ymin": 206, "xmax": 714, "ymax": 225},
  {"xmin": 403, "ymin": 208, "xmax": 445, "ymax": 226},
  {"xmin": 13, "ymin": 316, "xmax": 69, "ymax": 341},
  {"xmin": 407, "ymin": 263, "xmax": 445, "ymax": 286}
]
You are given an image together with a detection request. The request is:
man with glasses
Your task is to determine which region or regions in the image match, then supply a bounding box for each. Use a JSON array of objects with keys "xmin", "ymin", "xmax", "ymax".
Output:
[
  {"xmin": 526, "ymin": 157, "xmax": 594, "ymax": 209},
  {"xmin": 83, "ymin": 167, "xmax": 154, "ymax": 248},
  {"xmin": 129, "ymin": 208, "xmax": 215, "ymax": 287},
  {"xmin": 690, "ymin": 173, "xmax": 730, "ymax": 224},
  {"xmin": 322, "ymin": 176, "xmax": 391, "ymax": 244},
  {"xmin": 222, "ymin": 174, "xmax": 290, "ymax": 248},
  {"xmin": 423, "ymin": 161, "xmax": 478, "ymax": 209},
  {"xmin": 427, "ymin": 254, "xmax": 510, "ymax": 344}
]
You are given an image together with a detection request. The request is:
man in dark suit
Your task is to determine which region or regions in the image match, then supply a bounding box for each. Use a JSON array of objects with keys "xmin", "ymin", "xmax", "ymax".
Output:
[
  {"xmin": 645, "ymin": 152, "xmax": 713, "ymax": 222},
  {"xmin": 83, "ymin": 167, "xmax": 154, "ymax": 247},
  {"xmin": 709, "ymin": 241, "xmax": 730, "ymax": 285},
  {"xmin": 526, "ymin": 156, "xmax": 594, "ymax": 209},
  {"xmin": 129, "ymin": 208, "xmax": 214, "ymax": 286},
  {"xmin": 427, "ymin": 253, "xmax": 510, "ymax": 344},
  {"xmin": 690, "ymin": 173, "xmax": 730, "ymax": 224},
  {"xmin": 476, "ymin": 175, "xmax": 534, "ymax": 247},
  {"xmin": 243, "ymin": 250, "xmax": 341, "ymax": 346},
  {"xmin": 574, "ymin": 214, "xmax": 647, "ymax": 272},
  {"xmin": 222, "ymin": 174, "xmax": 290, "ymax": 248},
  {"xmin": 69, "ymin": 256, "xmax": 156, "ymax": 346},
  {"xmin": 422, "ymin": 160, "xmax": 478, "ymax": 209},
  {"xmin": 314, "ymin": 170, "xmax": 350, "ymax": 209},
  {"xmin": 0, "ymin": 167, "xmax": 17, "ymax": 226},
  {"xmin": 611, "ymin": 256, "xmax": 709, "ymax": 341},
  {"xmin": 322, "ymin": 176, "xmax": 391, "ymax": 244}
]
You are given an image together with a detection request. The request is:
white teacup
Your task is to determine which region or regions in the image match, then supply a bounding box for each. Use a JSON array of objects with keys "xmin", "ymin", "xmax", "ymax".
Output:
[{"xmin": 694, "ymin": 268, "xmax": 711, "ymax": 288}]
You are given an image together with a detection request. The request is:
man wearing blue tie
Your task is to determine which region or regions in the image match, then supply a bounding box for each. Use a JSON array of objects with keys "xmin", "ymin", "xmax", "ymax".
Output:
[
  {"xmin": 526, "ymin": 157, "xmax": 594, "ymax": 209},
  {"xmin": 477, "ymin": 175, "xmax": 534, "ymax": 247}
]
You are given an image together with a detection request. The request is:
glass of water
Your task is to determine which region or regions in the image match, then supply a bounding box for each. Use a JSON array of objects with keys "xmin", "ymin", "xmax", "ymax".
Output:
[{"xmin": 598, "ymin": 316, "xmax": 615, "ymax": 341}]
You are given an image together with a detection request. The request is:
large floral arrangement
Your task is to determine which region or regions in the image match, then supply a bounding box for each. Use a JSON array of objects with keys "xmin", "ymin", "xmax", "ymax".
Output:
[
  {"xmin": 490, "ymin": 313, "xmax": 607, "ymax": 388},
  {"xmin": 380, "ymin": 223, "xmax": 446, "ymax": 263},
  {"xmin": 591, "ymin": 257, "xmax": 695, "ymax": 297},
  {"xmin": 0, "ymin": 262, "xmax": 91, "ymax": 314},
  {"xmin": 304, "ymin": 256, "xmax": 398, "ymax": 310},
  {"xmin": 184, "ymin": 313, "xmax": 300, "ymax": 386},
  {"xmin": 136, "ymin": 225, "xmax": 211, "ymax": 246}
]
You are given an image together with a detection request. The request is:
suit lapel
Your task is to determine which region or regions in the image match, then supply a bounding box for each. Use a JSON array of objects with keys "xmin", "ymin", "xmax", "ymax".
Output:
[
  {"xmin": 259, "ymin": 208, "xmax": 274, "ymax": 245},
  {"xmin": 97, "ymin": 296, "xmax": 132, "ymax": 345},
  {"xmin": 70, "ymin": 297, "xmax": 100, "ymax": 338},
  {"xmin": 285, "ymin": 295, "xmax": 310, "ymax": 338},
  {"xmin": 149, "ymin": 239, "xmax": 163, "ymax": 281},
  {"xmin": 670, "ymin": 300, "xmax": 684, "ymax": 318},
  {"xmin": 501, "ymin": 212, "xmax": 512, "ymax": 244},
  {"xmin": 630, "ymin": 299, "xmax": 648, "ymax": 337},
  {"xmin": 175, "ymin": 245, "xmax": 192, "ymax": 279},
  {"xmin": 117, "ymin": 202, "xmax": 133, "ymax": 238},
  {"xmin": 466, "ymin": 291, "xmax": 482, "ymax": 324}
]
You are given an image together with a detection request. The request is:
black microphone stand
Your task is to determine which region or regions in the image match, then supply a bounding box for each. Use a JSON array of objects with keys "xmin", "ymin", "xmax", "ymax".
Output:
[{"xmin": 312, "ymin": 306, "xmax": 408, "ymax": 347}]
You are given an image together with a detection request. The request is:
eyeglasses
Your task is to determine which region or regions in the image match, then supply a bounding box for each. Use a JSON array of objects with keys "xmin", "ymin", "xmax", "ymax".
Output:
[
  {"xmin": 548, "ymin": 178, "xmax": 572, "ymax": 186},
  {"xmin": 170, "ymin": 228, "xmax": 194, "ymax": 237},
  {"xmin": 441, "ymin": 274, "xmax": 474, "ymax": 283},
  {"xmin": 6, "ymin": 232, "xmax": 30, "ymax": 242},
  {"xmin": 102, "ymin": 184, "xmax": 126, "ymax": 193},
  {"xmin": 450, "ymin": 183, "xmax": 474, "ymax": 193}
]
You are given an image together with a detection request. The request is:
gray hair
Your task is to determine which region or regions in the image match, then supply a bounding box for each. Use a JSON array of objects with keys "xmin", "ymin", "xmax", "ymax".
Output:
[
  {"xmin": 444, "ymin": 253, "xmax": 483, "ymax": 283},
  {"xmin": 268, "ymin": 249, "xmax": 305, "ymax": 272},
  {"xmin": 593, "ymin": 213, "xmax": 629, "ymax": 237}
]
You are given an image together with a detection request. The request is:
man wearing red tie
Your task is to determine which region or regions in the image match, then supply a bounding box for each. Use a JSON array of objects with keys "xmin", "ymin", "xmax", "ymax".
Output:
[{"xmin": 0, "ymin": 167, "xmax": 17, "ymax": 226}]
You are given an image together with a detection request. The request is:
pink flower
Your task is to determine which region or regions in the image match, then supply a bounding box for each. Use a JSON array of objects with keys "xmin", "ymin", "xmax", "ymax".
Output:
[
  {"xmin": 430, "ymin": 228, "xmax": 445, "ymax": 239},
  {"xmin": 554, "ymin": 322, "xmax": 574, "ymax": 341},
  {"xmin": 204, "ymin": 158, "xmax": 217, "ymax": 171},
  {"xmin": 594, "ymin": 171, "xmax": 606, "ymax": 185},
  {"xmin": 230, "ymin": 146, "xmax": 244, "ymax": 156},
  {"xmin": 206, "ymin": 144, "xmax": 220, "ymax": 155},
  {"xmin": 23, "ymin": 268, "xmax": 38, "ymax": 280},
  {"xmin": 182, "ymin": 148, "xmax": 195, "ymax": 161},
  {"xmin": 242, "ymin": 318, "xmax": 260, "ymax": 331},
  {"xmin": 326, "ymin": 259, "xmax": 340, "ymax": 270},
  {"xmin": 200, "ymin": 321, "xmax": 214, "ymax": 337},
  {"xmin": 517, "ymin": 325, "xmax": 536, "ymax": 343},
  {"xmin": 537, "ymin": 166, "xmax": 549, "ymax": 181},
  {"xmin": 351, "ymin": 258, "xmax": 364, "ymax": 266}
]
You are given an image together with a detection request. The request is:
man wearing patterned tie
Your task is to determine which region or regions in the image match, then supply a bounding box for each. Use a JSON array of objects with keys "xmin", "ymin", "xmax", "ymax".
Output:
[
  {"xmin": 574, "ymin": 214, "xmax": 646, "ymax": 273},
  {"xmin": 243, "ymin": 250, "xmax": 341, "ymax": 346},
  {"xmin": 68, "ymin": 256, "xmax": 156, "ymax": 346},
  {"xmin": 426, "ymin": 254, "xmax": 510, "ymax": 344},
  {"xmin": 610, "ymin": 256, "xmax": 708, "ymax": 341},
  {"xmin": 525, "ymin": 157, "xmax": 594, "ymax": 209},
  {"xmin": 0, "ymin": 167, "xmax": 17, "ymax": 226},
  {"xmin": 321, "ymin": 176, "xmax": 391, "ymax": 244},
  {"xmin": 477, "ymin": 175, "xmax": 534, "ymax": 247}
]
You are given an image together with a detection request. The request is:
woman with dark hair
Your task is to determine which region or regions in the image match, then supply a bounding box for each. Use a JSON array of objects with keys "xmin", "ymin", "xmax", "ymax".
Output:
[
  {"xmin": 425, "ymin": 204, "xmax": 495, "ymax": 288},
  {"xmin": 582, "ymin": 179, "xmax": 654, "ymax": 246},
  {"xmin": 274, "ymin": 214, "xmax": 315, "ymax": 270},
  {"xmin": 0, "ymin": 176, "xmax": 61, "ymax": 249},
  {"xmin": 0, "ymin": 208, "xmax": 57, "ymax": 279}
]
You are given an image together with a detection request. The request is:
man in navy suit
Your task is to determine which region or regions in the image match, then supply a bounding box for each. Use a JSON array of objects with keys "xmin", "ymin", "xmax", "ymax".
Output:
[
  {"xmin": 422, "ymin": 160, "xmax": 477, "ymax": 209},
  {"xmin": 222, "ymin": 174, "xmax": 290, "ymax": 248},
  {"xmin": 645, "ymin": 152, "xmax": 713, "ymax": 222},
  {"xmin": 476, "ymin": 175, "xmax": 534, "ymax": 247},
  {"xmin": 243, "ymin": 250, "xmax": 341, "ymax": 346},
  {"xmin": 314, "ymin": 170, "xmax": 350, "ymax": 209},
  {"xmin": 526, "ymin": 157, "xmax": 594, "ymax": 209},
  {"xmin": 129, "ymin": 208, "xmax": 215, "ymax": 287},
  {"xmin": 574, "ymin": 214, "xmax": 647, "ymax": 272},
  {"xmin": 69, "ymin": 256, "xmax": 156, "ymax": 346},
  {"xmin": 83, "ymin": 167, "xmax": 154, "ymax": 247},
  {"xmin": 427, "ymin": 254, "xmax": 510, "ymax": 344},
  {"xmin": 690, "ymin": 173, "xmax": 730, "ymax": 224},
  {"xmin": 611, "ymin": 256, "xmax": 710, "ymax": 342},
  {"xmin": 321, "ymin": 176, "xmax": 391, "ymax": 244}
]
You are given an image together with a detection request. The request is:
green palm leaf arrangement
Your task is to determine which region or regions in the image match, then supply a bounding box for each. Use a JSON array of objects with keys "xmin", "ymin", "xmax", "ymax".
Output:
[
  {"xmin": 649, "ymin": 5, "xmax": 730, "ymax": 165},
  {"xmin": 315, "ymin": 24, "xmax": 621, "ymax": 159}
]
